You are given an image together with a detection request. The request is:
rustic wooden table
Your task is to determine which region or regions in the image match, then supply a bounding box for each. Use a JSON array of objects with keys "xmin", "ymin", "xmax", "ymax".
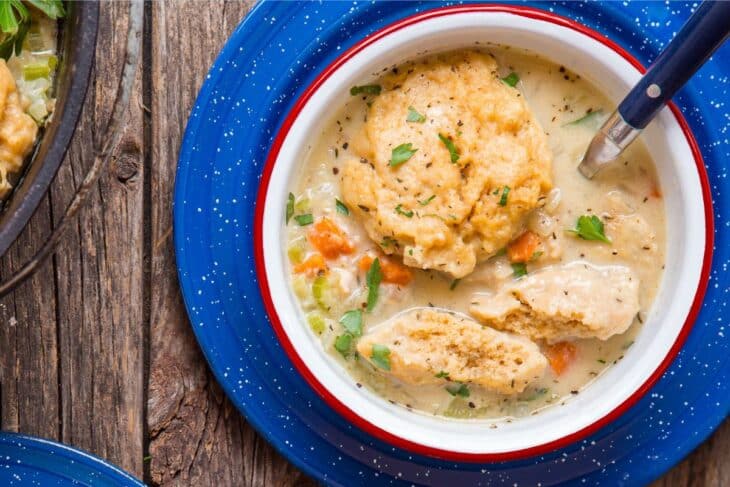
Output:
[{"xmin": 0, "ymin": 2, "xmax": 726, "ymax": 486}]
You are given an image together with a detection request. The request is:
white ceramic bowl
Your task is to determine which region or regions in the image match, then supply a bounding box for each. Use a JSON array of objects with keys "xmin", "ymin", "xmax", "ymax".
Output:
[{"xmin": 255, "ymin": 5, "xmax": 712, "ymax": 461}]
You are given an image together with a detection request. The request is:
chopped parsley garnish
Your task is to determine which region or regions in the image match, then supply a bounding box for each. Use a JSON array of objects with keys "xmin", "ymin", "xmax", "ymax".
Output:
[
  {"xmin": 335, "ymin": 198, "xmax": 349, "ymax": 216},
  {"xmin": 445, "ymin": 382, "xmax": 470, "ymax": 398},
  {"xmin": 449, "ymin": 279, "xmax": 460, "ymax": 291},
  {"xmin": 511, "ymin": 262, "xmax": 527, "ymax": 278},
  {"xmin": 501, "ymin": 72, "xmax": 520, "ymax": 87},
  {"xmin": 419, "ymin": 195, "xmax": 436, "ymax": 206},
  {"xmin": 370, "ymin": 344, "xmax": 391, "ymax": 370},
  {"xmin": 286, "ymin": 192, "xmax": 295, "ymax": 223},
  {"xmin": 293, "ymin": 213, "xmax": 313, "ymax": 226},
  {"xmin": 334, "ymin": 334, "xmax": 353, "ymax": 357},
  {"xmin": 498, "ymin": 186, "xmax": 510, "ymax": 206},
  {"xmin": 395, "ymin": 204, "xmax": 414, "ymax": 218},
  {"xmin": 350, "ymin": 84, "xmax": 382, "ymax": 96},
  {"xmin": 380, "ymin": 236, "xmax": 397, "ymax": 248},
  {"xmin": 435, "ymin": 371, "xmax": 450, "ymax": 379},
  {"xmin": 566, "ymin": 215, "xmax": 611, "ymax": 244},
  {"xmin": 366, "ymin": 258, "xmax": 382, "ymax": 312},
  {"xmin": 406, "ymin": 106, "xmax": 426, "ymax": 123},
  {"xmin": 438, "ymin": 133, "xmax": 460, "ymax": 163},
  {"xmin": 389, "ymin": 143, "xmax": 418, "ymax": 167},
  {"xmin": 339, "ymin": 309, "xmax": 363, "ymax": 337}
]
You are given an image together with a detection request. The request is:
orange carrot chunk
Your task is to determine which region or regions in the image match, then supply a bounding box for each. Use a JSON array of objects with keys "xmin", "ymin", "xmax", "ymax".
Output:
[
  {"xmin": 293, "ymin": 253, "xmax": 327, "ymax": 275},
  {"xmin": 359, "ymin": 254, "xmax": 413, "ymax": 286},
  {"xmin": 507, "ymin": 231, "xmax": 541, "ymax": 263},
  {"xmin": 308, "ymin": 218, "xmax": 354, "ymax": 259},
  {"xmin": 545, "ymin": 341, "xmax": 577, "ymax": 376}
]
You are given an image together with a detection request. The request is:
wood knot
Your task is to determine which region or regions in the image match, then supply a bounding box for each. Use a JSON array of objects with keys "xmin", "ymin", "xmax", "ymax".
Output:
[{"xmin": 112, "ymin": 152, "xmax": 140, "ymax": 184}]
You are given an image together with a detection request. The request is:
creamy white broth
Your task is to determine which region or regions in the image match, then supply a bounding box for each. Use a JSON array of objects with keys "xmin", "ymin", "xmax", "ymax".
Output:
[{"xmin": 284, "ymin": 47, "xmax": 665, "ymax": 420}]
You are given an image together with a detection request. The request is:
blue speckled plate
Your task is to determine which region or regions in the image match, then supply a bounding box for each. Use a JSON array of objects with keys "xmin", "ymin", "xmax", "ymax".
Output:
[
  {"xmin": 0, "ymin": 432, "xmax": 144, "ymax": 486},
  {"xmin": 174, "ymin": 2, "xmax": 730, "ymax": 485}
]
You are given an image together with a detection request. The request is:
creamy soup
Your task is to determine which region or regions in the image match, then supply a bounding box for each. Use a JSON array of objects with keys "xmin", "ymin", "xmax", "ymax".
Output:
[{"xmin": 283, "ymin": 47, "xmax": 665, "ymax": 420}]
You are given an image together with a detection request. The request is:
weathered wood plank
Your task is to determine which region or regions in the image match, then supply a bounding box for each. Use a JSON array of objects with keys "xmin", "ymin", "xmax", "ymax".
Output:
[
  {"xmin": 52, "ymin": 1, "xmax": 146, "ymax": 477},
  {"xmin": 0, "ymin": 0, "xmax": 146, "ymax": 479},
  {"xmin": 147, "ymin": 1, "xmax": 313, "ymax": 485}
]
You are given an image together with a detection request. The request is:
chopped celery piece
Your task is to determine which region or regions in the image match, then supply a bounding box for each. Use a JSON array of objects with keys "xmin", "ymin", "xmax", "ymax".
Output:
[
  {"xmin": 287, "ymin": 237, "xmax": 306, "ymax": 264},
  {"xmin": 27, "ymin": 99, "xmax": 47, "ymax": 123},
  {"xmin": 312, "ymin": 275, "xmax": 337, "ymax": 311},
  {"xmin": 291, "ymin": 275, "xmax": 309, "ymax": 300},
  {"xmin": 295, "ymin": 197, "xmax": 310, "ymax": 212},
  {"xmin": 307, "ymin": 313, "xmax": 326, "ymax": 335},
  {"xmin": 443, "ymin": 398, "xmax": 487, "ymax": 419},
  {"xmin": 23, "ymin": 62, "xmax": 51, "ymax": 81}
]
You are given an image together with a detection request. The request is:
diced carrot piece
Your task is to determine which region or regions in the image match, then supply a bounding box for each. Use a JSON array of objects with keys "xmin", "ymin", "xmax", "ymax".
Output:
[
  {"xmin": 293, "ymin": 253, "xmax": 327, "ymax": 275},
  {"xmin": 507, "ymin": 231, "xmax": 541, "ymax": 263},
  {"xmin": 358, "ymin": 254, "xmax": 413, "ymax": 286},
  {"xmin": 358, "ymin": 255, "xmax": 374, "ymax": 273},
  {"xmin": 650, "ymin": 184, "xmax": 662, "ymax": 198},
  {"xmin": 308, "ymin": 218, "xmax": 354, "ymax": 259},
  {"xmin": 545, "ymin": 341, "xmax": 577, "ymax": 376}
]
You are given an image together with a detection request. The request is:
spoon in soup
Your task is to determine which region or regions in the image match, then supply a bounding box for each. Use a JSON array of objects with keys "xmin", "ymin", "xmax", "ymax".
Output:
[{"xmin": 578, "ymin": 0, "xmax": 730, "ymax": 179}]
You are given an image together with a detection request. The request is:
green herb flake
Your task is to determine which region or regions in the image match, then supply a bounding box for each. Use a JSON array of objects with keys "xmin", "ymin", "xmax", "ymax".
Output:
[
  {"xmin": 419, "ymin": 195, "xmax": 436, "ymax": 206},
  {"xmin": 501, "ymin": 72, "xmax": 520, "ymax": 87},
  {"xmin": 334, "ymin": 334, "xmax": 353, "ymax": 357},
  {"xmin": 511, "ymin": 262, "xmax": 528, "ymax": 278},
  {"xmin": 294, "ymin": 213, "xmax": 314, "ymax": 226},
  {"xmin": 449, "ymin": 279, "xmax": 460, "ymax": 291},
  {"xmin": 370, "ymin": 344, "xmax": 391, "ymax": 370},
  {"xmin": 339, "ymin": 309, "xmax": 363, "ymax": 337},
  {"xmin": 438, "ymin": 133, "xmax": 460, "ymax": 163},
  {"xmin": 366, "ymin": 258, "xmax": 383, "ymax": 312},
  {"xmin": 286, "ymin": 192, "xmax": 295, "ymax": 223},
  {"xmin": 380, "ymin": 236, "xmax": 397, "ymax": 248},
  {"xmin": 335, "ymin": 198, "xmax": 349, "ymax": 216},
  {"xmin": 566, "ymin": 215, "xmax": 611, "ymax": 244},
  {"xmin": 597, "ymin": 359, "xmax": 607, "ymax": 364},
  {"xmin": 395, "ymin": 204, "xmax": 414, "ymax": 218},
  {"xmin": 445, "ymin": 382, "xmax": 470, "ymax": 398},
  {"xmin": 435, "ymin": 371, "xmax": 450, "ymax": 379},
  {"xmin": 499, "ymin": 186, "xmax": 510, "ymax": 206},
  {"xmin": 406, "ymin": 106, "xmax": 426, "ymax": 123},
  {"xmin": 389, "ymin": 143, "xmax": 418, "ymax": 167},
  {"xmin": 350, "ymin": 84, "xmax": 382, "ymax": 96},
  {"xmin": 530, "ymin": 251, "xmax": 544, "ymax": 262}
]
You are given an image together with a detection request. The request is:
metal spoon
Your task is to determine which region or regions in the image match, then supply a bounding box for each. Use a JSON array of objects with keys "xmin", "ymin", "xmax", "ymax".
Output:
[{"xmin": 578, "ymin": 1, "xmax": 730, "ymax": 179}]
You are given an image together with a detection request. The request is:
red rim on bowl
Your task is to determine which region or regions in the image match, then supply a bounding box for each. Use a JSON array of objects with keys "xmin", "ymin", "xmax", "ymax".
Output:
[{"xmin": 253, "ymin": 4, "xmax": 714, "ymax": 462}]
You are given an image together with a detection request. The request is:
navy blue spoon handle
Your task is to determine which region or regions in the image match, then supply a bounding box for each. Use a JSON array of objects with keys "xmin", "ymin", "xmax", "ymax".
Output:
[
  {"xmin": 619, "ymin": 0, "xmax": 730, "ymax": 129},
  {"xmin": 579, "ymin": 1, "xmax": 730, "ymax": 179}
]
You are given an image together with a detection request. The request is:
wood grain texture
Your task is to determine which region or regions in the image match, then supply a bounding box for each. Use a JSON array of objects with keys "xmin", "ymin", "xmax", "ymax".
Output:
[{"xmin": 0, "ymin": 0, "xmax": 725, "ymax": 485}]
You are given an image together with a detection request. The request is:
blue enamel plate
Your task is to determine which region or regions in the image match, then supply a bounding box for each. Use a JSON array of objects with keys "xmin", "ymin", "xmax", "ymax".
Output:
[
  {"xmin": 174, "ymin": 1, "xmax": 730, "ymax": 485},
  {"xmin": 0, "ymin": 432, "xmax": 144, "ymax": 486}
]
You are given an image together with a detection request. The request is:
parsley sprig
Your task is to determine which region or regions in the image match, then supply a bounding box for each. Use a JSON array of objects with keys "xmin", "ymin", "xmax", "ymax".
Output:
[{"xmin": 567, "ymin": 215, "xmax": 611, "ymax": 244}]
